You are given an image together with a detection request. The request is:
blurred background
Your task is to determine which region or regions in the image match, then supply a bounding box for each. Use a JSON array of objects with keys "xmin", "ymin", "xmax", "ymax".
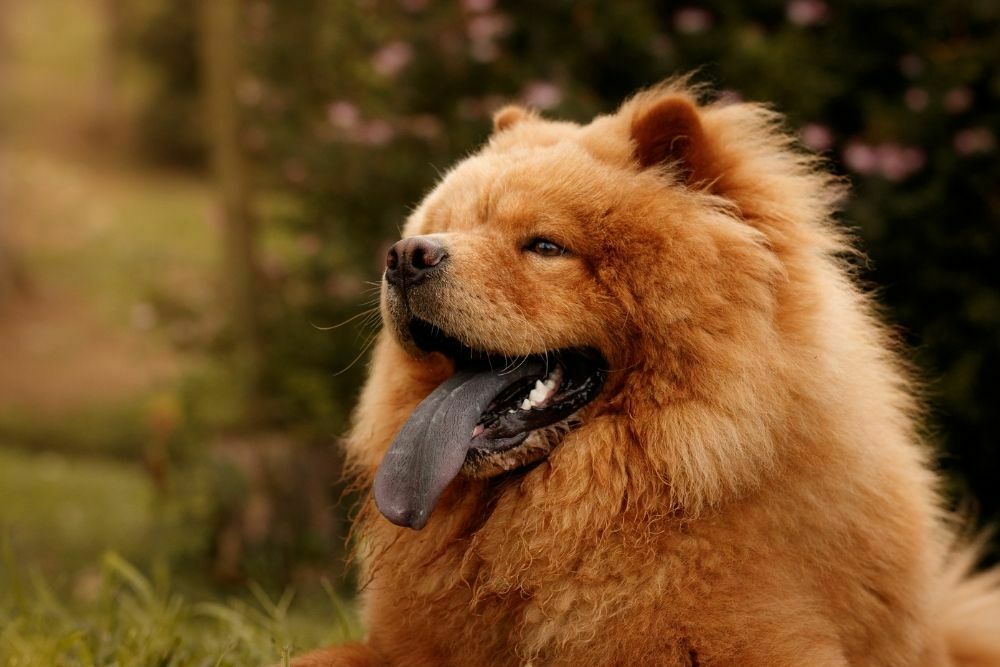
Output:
[{"xmin": 0, "ymin": 0, "xmax": 997, "ymax": 663}]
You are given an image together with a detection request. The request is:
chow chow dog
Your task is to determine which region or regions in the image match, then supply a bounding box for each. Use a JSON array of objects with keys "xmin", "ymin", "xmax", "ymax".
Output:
[{"xmin": 294, "ymin": 80, "xmax": 1000, "ymax": 666}]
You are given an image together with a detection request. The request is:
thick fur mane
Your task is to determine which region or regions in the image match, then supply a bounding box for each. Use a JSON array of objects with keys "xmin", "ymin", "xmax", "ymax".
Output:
[
  {"xmin": 348, "ymin": 79, "xmax": 931, "ymax": 583},
  {"xmin": 287, "ymin": 79, "xmax": 1000, "ymax": 667}
]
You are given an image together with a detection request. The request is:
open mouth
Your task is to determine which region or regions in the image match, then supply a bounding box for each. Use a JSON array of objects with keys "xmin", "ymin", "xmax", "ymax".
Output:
[
  {"xmin": 373, "ymin": 317, "xmax": 606, "ymax": 530},
  {"xmin": 410, "ymin": 318, "xmax": 606, "ymax": 455}
]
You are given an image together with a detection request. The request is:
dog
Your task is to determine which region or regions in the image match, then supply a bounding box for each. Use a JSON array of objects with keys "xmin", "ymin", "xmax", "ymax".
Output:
[{"xmin": 293, "ymin": 80, "xmax": 1000, "ymax": 666}]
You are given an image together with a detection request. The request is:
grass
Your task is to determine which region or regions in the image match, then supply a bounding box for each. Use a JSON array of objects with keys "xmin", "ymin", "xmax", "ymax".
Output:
[
  {"xmin": 0, "ymin": 550, "xmax": 360, "ymax": 666},
  {"xmin": 0, "ymin": 448, "xmax": 360, "ymax": 666},
  {"xmin": 0, "ymin": 447, "xmax": 153, "ymax": 570}
]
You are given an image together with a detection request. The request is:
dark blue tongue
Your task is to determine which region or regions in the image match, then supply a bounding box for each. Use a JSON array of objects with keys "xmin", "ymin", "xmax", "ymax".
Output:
[{"xmin": 373, "ymin": 360, "xmax": 544, "ymax": 529}]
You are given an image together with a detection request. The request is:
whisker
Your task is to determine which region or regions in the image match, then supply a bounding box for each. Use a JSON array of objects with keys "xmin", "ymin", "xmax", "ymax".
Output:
[
  {"xmin": 357, "ymin": 320, "xmax": 382, "ymax": 340},
  {"xmin": 498, "ymin": 352, "xmax": 516, "ymax": 374},
  {"xmin": 312, "ymin": 307, "xmax": 379, "ymax": 331},
  {"xmin": 499, "ymin": 352, "xmax": 529, "ymax": 375},
  {"xmin": 334, "ymin": 333, "xmax": 379, "ymax": 377},
  {"xmin": 355, "ymin": 322, "xmax": 380, "ymax": 343},
  {"xmin": 606, "ymin": 358, "xmax": 642, "ymax": 374}
]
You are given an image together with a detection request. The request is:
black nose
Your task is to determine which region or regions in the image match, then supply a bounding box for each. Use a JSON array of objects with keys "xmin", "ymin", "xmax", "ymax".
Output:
[{"xmin": 385, "ymin": 236, "xmax": 449, "ymax": 288}]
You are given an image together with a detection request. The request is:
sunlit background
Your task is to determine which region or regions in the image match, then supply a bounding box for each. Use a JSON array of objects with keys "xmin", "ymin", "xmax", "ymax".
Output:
[{"xmin": 0, "ymin": 0, "xmax": 997, "ymax": 663}]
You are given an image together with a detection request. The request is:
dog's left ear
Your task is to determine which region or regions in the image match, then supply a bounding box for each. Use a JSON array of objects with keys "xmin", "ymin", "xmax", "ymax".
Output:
[
  {"xmin": 492, "ymin": 105, "xmax": 531, "ymax": 133},
  {"xmin": 630, "ymin": 96, "xmax": 717, "ymax": 187}
]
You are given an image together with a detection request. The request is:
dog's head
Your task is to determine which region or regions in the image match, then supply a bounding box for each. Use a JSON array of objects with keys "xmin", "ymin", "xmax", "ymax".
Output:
[{"xmin": 373, "ymin": 85, "xmax": 836, "ymax": 529}]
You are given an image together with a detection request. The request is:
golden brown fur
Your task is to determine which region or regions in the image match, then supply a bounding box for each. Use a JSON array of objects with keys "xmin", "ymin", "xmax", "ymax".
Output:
[{"xmin": 295, "ymin": 80, "xmax": 1000, "ymax": 666}]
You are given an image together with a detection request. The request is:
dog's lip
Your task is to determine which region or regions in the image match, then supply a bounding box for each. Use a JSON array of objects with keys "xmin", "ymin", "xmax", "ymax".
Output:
[{"xmin": 406, "ymin": 317, "xmax": 495, "ymax": 364}]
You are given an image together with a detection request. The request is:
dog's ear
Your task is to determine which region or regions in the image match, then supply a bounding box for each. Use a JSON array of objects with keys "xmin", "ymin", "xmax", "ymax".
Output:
[
  {"xmin": 630, "ymin": 96, "xmax": 717, "ymax": 186},
  {"xmin": 492, "ymin": 105, "xmax": 531, "ymax": 133}
]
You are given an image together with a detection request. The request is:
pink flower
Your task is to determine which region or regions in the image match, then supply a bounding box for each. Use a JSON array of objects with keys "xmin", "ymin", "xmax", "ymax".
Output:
[
  {"xmin": 843, "ymin": 142, "xmax": 878, "ymax": 175},
  {"xmin": 467, "ymin": 13, "xmax": 509, "ymax": 40},
  {"xmin": 844, "ymin": 141, "xmax": 924, "ymax": 180},
  {"xmin": 786, "ymin": 0, "xmax": 827, "ymax": 26},
  {"xmin": 408, "ymin": 115, "xmax": 443, "ymax": 141},
  {"xmin": 327, "ymin": 101, "xmax": 361, "ymax": 130},
  {"xmin": 359, "ymin": 120, "xmax": 395, "ymax": 146},
  {"xmin": 674, "ymin": 7, "xmax": 713, "ymax": 34},
  {"xmin": 899, "ymin": 54, "xmax": 923, "ymax": 78},
  {"xmin": 462, "ymin": 0, "xmax": 494, "ymax": 12},
  {"xmin": 522, "ymin": 81, "xmax": 563, "ymax": 110},
  {"xmin": 904, "ymin": 88, "xmax": 929, "ymax": 112},
  {"xmin": 954, "ymin": 128, "xmax": 996, "ymax": 155},
  {"xmin": 399, "ymin": 0, "xmax": 429, "ymax": 11},
  {"xmin": 800, "ymin": 123, "xmax": 834, "ymax": 151},
  {"xmin": 875, "ymin": 144, "xmax": 924, "ymax": 182},
  {"xmin": 944, "ymin": 87, "xmax": 973, "ymax": 114},
  {"xmin": 466, "ymin": 12, "xmax": 510, "ymax": 62},
  {"xmin": 372, "ymin": 41, "xmax": 414, "ymax": 77}
]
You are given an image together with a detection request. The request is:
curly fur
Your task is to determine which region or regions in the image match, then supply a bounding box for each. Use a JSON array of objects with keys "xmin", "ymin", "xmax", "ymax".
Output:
[{"xmin": 293, "ymin": 79, "xmax": 1000, "ymax": 666}]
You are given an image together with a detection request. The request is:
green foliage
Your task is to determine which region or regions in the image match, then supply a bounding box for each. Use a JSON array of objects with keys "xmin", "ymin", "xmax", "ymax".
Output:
[
  {"xmin": 127, "ymin": 0, "xmax": 999, "ymax": 535},
  {"xmin": 0, "ymin": 402, "xmax": 150, "ymax": 460}
]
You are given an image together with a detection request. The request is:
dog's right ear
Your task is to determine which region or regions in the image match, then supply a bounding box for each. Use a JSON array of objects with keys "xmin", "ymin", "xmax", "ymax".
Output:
[{"xmin": 492, "ymin": 105, "xmax": 532, "ymax": 133}]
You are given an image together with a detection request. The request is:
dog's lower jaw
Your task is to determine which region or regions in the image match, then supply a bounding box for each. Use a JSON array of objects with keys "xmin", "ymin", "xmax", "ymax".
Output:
[{"xmin": 463, "ymin": 416, "xmax": 581, "ymax": 478}]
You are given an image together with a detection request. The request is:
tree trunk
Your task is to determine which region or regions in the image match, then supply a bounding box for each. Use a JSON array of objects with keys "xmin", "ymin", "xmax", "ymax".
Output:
[
  {"xmin": 89, "ymin": 0, "xmax": 125, "ymax": 145},
  {"xmin": 0, "ymin": 0, "xmax": 26, "ymax": 307},
  {"xmin": 198, "ymin": 0, "xmax": 263, "ymax": 411}
]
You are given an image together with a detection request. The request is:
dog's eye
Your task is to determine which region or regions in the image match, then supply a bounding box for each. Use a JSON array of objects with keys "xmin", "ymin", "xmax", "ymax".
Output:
[{"xmin": 525, "ymin": 238, "xmax": 567, "ymax": 257}]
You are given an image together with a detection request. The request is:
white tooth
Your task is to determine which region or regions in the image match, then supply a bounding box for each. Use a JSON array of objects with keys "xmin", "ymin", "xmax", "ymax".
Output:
[
  {"xmin": 508, "ymin": 408, "xmax": 516, "ymax": 413},
  {"xmin": 529, "ymin": 379, "xmax": 553, "ymax": 404},
  {"xmin": 544, "ymin": 379, "xmax": 556, "ymax": 389},
  {"xmin": 520, "ymin": 398, "xmax": 532, "ymax": 410}
]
